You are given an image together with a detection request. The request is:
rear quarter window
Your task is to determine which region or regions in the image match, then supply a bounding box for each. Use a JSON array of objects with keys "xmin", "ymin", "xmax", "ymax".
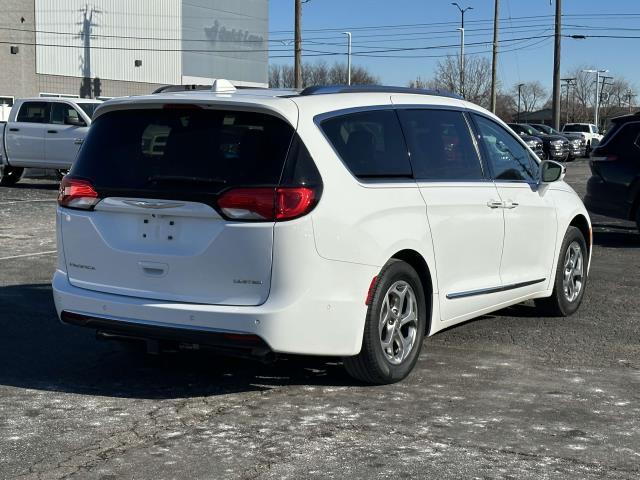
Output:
[{"xmin": 320, "ymin": 109, "xmax": 412, "ymax": 179}]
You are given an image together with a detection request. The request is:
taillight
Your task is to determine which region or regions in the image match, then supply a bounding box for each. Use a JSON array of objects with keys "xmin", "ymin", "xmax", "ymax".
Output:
[
  {"xmin": 58, "ymin": 177, "xmax": 100, "ymax": 210},
  {"xmin": 217, "ymin": 186, "xmax": 317, "ymax": 221}
]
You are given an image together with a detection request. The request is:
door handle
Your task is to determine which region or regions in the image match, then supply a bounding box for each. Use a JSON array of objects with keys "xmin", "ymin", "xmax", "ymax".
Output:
[
  {"xmin": 47, "ymin": 130, "xmax": 58, "ymax": 134},
  {"xmin": 487, "ymin": 200, "xmax": 504, "ymax": 209},
  {"xmin": 73, "ymin": 138, "xmax": 84, "ymax": 145},
  {"xmin": 504, "ymin": 201, "xmax": 519, "ymax": 209},
  {"xmin": 9, "ymin": 128, "xmax": 19, "ymax": 132}
]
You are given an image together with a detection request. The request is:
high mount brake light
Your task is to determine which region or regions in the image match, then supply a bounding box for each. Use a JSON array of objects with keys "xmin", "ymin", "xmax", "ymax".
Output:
[
  {"xmin": 218, "ymin": 186, "xmax": 317, "ymax": 221},
  {"xmin": 58, "ymin": 177, "xmax": 100, "ymax": 209}
]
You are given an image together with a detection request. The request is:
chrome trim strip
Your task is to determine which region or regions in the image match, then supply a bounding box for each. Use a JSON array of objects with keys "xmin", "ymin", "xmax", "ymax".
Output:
[
  {"xmin": 122, "ymin": 200, "xmax": 186, "ymax": 209},
  {"xmin": 446, "ymin": 278, "xmax": 546, "ymax": 300}
]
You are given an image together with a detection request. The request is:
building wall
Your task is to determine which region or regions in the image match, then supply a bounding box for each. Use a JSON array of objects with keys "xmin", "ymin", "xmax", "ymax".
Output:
[
  {"xmin": 0, "ymin": 0, "xmax": 38, "ymax": 100},
  {"xmin": 182, "ymin": 0, "xmax": 268, "ymax": 86},
  {"xmin": 35, "ymin": 0, "xmax": 182, "ymax": 85},
  {"xmin": 37, "ymin": 74, "xmax": 165, "ymax": 98}
]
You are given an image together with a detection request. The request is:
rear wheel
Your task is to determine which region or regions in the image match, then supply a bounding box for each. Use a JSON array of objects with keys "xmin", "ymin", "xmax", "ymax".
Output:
[
  {"xmin": 535, "ymin": 226, "xmax": 588, "ymax": 316},
  {"xmin": 0, "ymin": 166, "xmax": 24, "ymax": 186},
  {"xmin": 343, "ymin": 260, "xmax": 427, "ymax": 384}
]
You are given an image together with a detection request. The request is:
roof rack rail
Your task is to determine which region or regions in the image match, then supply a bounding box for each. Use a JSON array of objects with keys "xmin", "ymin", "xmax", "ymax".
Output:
[
  {"xmin": 152, "ymin": 83, "xmax": 266, "ymax": 94},
  {"xmin": 299, "ymin": 85, "xmax": 462, "ymax": 99}
]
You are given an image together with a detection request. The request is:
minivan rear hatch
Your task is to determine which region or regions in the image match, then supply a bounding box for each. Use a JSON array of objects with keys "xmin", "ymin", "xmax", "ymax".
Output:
[{"xmin": 60, "ymin": 105, "xmax": 296, "ymax": 306}]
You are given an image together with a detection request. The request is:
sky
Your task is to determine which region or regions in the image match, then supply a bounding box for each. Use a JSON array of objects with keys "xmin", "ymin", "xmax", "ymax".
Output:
[{"xmin": 267, "ymin": 0, "xmax": 640, "ymax": 94}]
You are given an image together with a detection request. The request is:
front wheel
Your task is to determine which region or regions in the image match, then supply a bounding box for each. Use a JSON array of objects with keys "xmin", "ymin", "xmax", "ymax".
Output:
[
  {"xmin": 343, "ymin": 260, "xmax": 428, "ymax": 384},
  {"xmin": 0, "ymin": 166, "xmax": 24, "ymax": 186},
  {"xmin": 535, "ymin": 226, "xmax": 588, "ymax": 316}
]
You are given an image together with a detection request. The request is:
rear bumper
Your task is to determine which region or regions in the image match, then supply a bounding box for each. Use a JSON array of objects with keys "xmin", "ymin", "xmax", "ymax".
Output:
[{"xmin": 52, "ymin": 255, "xmax": 377, "ymax": 357}]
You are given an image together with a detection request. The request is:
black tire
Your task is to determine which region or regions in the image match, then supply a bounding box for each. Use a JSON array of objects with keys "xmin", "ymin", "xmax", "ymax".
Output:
[
  {"xmin": 535, "ymin": 226, "xmax": 588, "ymax": 317},
  {"xmin": 0, "ymin": 166, "xmax": 24, "ymax": 186},
  {"xmin": 343, "ymin": 260, "xmax": 428, "ymax": 384}
]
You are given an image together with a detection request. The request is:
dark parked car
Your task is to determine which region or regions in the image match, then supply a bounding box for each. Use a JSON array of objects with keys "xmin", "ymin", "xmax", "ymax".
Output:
[
  {"xmin": 530, "ymin": 123, "xmax": 587, "ymax": 160},
  {"xmin": 508, "ymin": 123, "xmax": 570, "ymax": 162},
  {"xmin": 584, "ymin": 112, "xmax": 640, "ymax": 231},
  {"xmin": 515, "ymin": 132, "xmax": 544, "ymax": 159}
]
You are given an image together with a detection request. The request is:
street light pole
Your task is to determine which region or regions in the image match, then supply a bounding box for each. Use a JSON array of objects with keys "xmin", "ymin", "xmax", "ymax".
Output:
[
  {"xmin": 452, "ymin": 3, "xmax": 473, "ymax": 99},
  {"xmin": 583, "ymin": 69, "xmax": 608, "ymax": 129},
  {"xmin": 517, "ymin": 83, "xmax": 524, "ymax": 123},
  {"xmin": 342, "ymin": 32, "xmax": 352, "ymax": 85},
  {"xmin": 551, "ymin": 0, "xmax": 562, "ymax": 130}
]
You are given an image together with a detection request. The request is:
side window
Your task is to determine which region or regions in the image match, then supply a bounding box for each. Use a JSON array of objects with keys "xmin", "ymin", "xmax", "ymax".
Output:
[
  {"xmin": 16, "ymin": 102, "xmax": 50, "ymax": 123},
  {"xmin": 608, "ymin": 123, "xmax": 640, "ymax": 154},
  {"xmin": 398, "ymin": 109, "xmax": 484, "ymax": 180},
  {"xmin": 472, "ymin": 114, "xmax": 539, "ymax": 182},
  {"xmin": 51, "ymin": 103, "xmax": 85, "ymax": 126},
  {"xmin": 320, "ymin": 110, "xmax": 412, "ymax": 178}
]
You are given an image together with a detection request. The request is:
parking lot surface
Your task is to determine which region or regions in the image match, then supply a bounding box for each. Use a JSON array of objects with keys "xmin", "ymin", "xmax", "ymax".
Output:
[{"xmin": 1, "ymin": 161, "xmax": 639, "ymax": 479}]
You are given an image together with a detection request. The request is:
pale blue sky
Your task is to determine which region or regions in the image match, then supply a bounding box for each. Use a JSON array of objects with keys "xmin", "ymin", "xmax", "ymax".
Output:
[{"xmin": 268, "ymin": 0, "xmax": 640, "ymax": 92}]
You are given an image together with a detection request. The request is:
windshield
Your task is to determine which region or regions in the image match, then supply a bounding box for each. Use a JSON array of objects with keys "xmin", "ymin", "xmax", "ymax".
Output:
[
  {"xmin": 77, "ymin": 103, "xmax": 100, "ymax": 119},
  {"xmin": 563, "ymin": 124, "xmax": 590, "ymax": 133},
  {"xmin": 523, "ymin": 125, "xmax": 543, "ymax": 136},
  {"xmin": 71, "ymin": 108, "xmax": 295, "ymax": 201}
]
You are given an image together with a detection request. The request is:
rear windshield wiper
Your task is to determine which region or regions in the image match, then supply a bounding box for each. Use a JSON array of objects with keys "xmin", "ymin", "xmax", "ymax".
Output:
[{"xmin": 147, "ymin": 175, "xmax": 227, "ymax": 185}]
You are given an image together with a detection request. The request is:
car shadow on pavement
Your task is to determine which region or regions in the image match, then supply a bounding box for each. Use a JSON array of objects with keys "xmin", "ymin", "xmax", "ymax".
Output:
[
  {"xmin": 3, "ymin": 181, "xmax": 59, "ymax": 191},
  {"xmin": 592, "ymin": 224, "xmax": 640, "ymax": 249},
  {"xmin": 0, "ymin": 283, "xmax": 356, "ymax": 400}
]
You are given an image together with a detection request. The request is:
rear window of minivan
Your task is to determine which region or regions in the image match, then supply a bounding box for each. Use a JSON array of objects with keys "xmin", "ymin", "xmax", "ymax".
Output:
[{"xmin": 71, "ymin": 108, "xmax": 295, "ymax": 200}]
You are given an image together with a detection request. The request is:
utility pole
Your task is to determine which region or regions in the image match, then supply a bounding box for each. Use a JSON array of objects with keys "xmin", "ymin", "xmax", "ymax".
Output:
[
  {"xmin": 517, "ymin": 83, "xmax": 524, "ymax": 123},
  {"xmin": 452, "ymin": 3, "xmax": 473, "ymax": 99},
  {"xmin": 551, "ymin": 0, "xmax": 562, "ymax": 130},
  {"xmin": 342, "ymin": 32, "xmax": 352, "ymax": 85},
  {"xmin": 490, "ymin": 0, "xmax": 499, "ymax": 113},
  {"xmin": 294, "ymin": 0, "xmax": 302, "ymax": 89},
  {"xmin": 561, "ymin": 78, "xmax": 576, "ymax": 125}
]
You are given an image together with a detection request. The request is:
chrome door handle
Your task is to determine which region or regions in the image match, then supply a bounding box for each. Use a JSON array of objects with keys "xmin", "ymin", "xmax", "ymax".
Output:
[
  {"xmin": 487, "ymin": 200, "xmax": 504, "ymax": 209},
  {"xmin": 504, "ymin": 201, "xmax": 519, "ymax": 209},
  {"xmin": 73, "ymin": 138, "xmax": 84, "ymax": 145}
]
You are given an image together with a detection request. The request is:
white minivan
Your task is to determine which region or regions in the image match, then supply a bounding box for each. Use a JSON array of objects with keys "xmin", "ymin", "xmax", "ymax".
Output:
[
  {"xmin": 0, "ymin": 97, "xmax": 101, "ymax": 183},
  {"xmin": 53, "ymin": 83, "xmax": 591, "ymax": 384}
]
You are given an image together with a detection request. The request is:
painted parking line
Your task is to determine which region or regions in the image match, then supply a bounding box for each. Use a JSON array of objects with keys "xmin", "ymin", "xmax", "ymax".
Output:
[
  {"xmin": 0, "ymin": 250, "xmax": 56, "ymax": 261},
  {"xmin": 1, "ymin": 199, "xmax": 56, "ymax": 205}
]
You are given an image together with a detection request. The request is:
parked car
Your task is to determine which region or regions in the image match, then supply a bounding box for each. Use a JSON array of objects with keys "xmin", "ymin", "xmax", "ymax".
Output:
[
  {"xmin": 53, "ymin": 82, "xmax": 592, "ymax": 384},
  {"xmin": 530, "ymin": 123, "xmax": 587, "ymax": 160},
  {"xmin": 562, "ymin": 123, "xmax": 603, "ymax": 153},
  {"xmin": 0, "ymin": 97, "xmax": 102, "ymax": 185},
  {"xmin": 508, "ymin": 123, "xmax": 570, "ymax": 162},
  {"xmin": 584, "ymin": 112, "xmax": 640, "ymax": 231}
]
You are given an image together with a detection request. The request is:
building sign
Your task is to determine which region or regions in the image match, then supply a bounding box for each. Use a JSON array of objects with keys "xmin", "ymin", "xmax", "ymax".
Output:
[{"xmin": 204, "ymin": 20, "xmax": 265, "ymax": 46}]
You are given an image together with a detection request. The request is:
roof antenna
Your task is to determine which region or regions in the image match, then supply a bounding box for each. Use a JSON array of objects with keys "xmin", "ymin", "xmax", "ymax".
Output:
[{"xmin": 211, "ymin": 79, "xmax": 236, "ymax": 93}]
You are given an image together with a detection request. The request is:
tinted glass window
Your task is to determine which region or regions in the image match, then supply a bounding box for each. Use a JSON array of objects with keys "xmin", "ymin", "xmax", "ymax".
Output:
[
  {"xmin": 321, "ymin": 110, "xmax": 412, "ymax": 178},
  {"xmin": 51, "ymin": 103, "xmax": 85, "ymax": 125},
  {"xmin": 473, "ymin": 115, "xmax": 539, "ymax": 182},
  {"xmin": 71, "ymin": 108, "xmax": 295, "ymax": 201},
  {"xmin": 563, "ymin": 124, "xmax": 589, "ymax": 133},
  {"xmin": 78, "ymin": 103, "xmax": 99, "ymax": 119},
  {"xmin": 606, "ymin": 123, "xmax": 640, "ymax": 154},
  {"xmin": 16, "ymin": 102, "xmax": 49, "ymax": 123},
  {"xmin": 398, "ymin": 109, "xmax": 484, "ymax": 180}
]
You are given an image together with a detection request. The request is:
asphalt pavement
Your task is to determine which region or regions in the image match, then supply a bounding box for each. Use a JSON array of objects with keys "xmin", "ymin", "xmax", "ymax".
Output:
[{"xmin": 0, "ymin": 160, "xmax": 639, "ymax": 479}]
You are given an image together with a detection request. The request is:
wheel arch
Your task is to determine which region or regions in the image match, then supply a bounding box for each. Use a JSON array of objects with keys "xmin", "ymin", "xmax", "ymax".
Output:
[
  {"xmin": 390, "ymin": 249, "xmax": 434, "ymax": 335},
  {"xmin": 569, "ymin": 214, "xmax": 591, "ymax": 256}
]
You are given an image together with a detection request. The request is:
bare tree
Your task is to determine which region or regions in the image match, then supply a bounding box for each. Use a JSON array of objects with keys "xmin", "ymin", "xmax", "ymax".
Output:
[
  {"xmin": 512, "ymin": 81, "xmax": 548, "ymax": 113},
  {"xmin": 425, "ymin": 55, "xmax": 492, "ymax": 108},
  {"xmin": 269, "ymin": 61, "xmax": 377, "ymax": 88}
]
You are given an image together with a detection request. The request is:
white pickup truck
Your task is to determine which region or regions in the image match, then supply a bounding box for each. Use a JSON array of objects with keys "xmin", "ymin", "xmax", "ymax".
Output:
[
  {"xmin": 0, "ymin": 97, "xmax": 101, "ymax": 185},
  {"xmin": 561, "ymin": 123, "xmax": 604, "ymax": 153}
]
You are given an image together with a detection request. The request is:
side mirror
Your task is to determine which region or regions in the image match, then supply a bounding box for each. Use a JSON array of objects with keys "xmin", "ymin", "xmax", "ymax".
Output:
[
  {"xmin": 65, "ymin": 116, "xmax": 86, "ymax": 127},
  {"xmin": 539, "ymin": 160, "xmax": 565, "ymax": 184}
]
